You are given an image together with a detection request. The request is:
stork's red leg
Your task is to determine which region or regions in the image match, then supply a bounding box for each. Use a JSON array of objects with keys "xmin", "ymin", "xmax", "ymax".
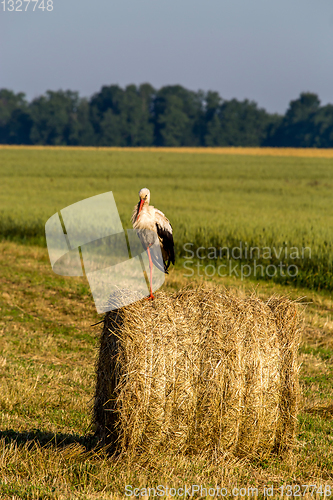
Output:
[{"xmin": 146, "ymin": 246, "xmax": 155, "ymax": 300}]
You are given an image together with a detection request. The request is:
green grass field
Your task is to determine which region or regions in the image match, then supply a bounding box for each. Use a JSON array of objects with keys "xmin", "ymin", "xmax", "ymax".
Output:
[
  {"xmin": 1, "ymin": 147, "xmax": 333, "ymax": 290},
  {"xmin": 1, "ymin": 147, "xmax": 333, "ymax": 498}
]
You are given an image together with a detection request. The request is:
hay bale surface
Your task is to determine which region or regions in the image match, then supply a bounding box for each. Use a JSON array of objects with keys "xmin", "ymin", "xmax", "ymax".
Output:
[{"xmin": 93, "ymin": 287, "xmax": 301, "ymax": 458}]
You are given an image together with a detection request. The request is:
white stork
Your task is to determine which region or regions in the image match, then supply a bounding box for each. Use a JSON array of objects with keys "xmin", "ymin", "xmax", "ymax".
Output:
[{"xmin": 131, "ymin": 188, "xmax": 175, "ymax": 300}]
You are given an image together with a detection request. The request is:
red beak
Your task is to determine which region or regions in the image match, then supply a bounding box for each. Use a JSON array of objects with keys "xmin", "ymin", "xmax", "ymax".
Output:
[{"xmin": 137, "ymin": 199, "xmax": 144, "ymax": 219}]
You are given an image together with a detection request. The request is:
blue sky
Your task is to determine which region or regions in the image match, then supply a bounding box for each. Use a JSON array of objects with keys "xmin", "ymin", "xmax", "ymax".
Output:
[{"xmin": 1, "ymin": 0, "xmax": 333, "ymax": 113}]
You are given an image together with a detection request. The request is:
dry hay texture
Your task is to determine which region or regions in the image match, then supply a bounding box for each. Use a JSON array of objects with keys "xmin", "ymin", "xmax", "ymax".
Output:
[{"xmin": 93, "ymin": 286, "xmax": 302, "ymax": 459}]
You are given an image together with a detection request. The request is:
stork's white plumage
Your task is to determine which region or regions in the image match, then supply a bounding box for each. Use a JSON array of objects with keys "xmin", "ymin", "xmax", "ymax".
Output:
[{"xmin": 131, "ymin": 188, "xmax": 175, "ymax": 299}]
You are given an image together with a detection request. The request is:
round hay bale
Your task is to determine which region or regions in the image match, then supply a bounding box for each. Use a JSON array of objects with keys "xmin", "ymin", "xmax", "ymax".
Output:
[{"xmin": 93, "ymin": 286, "xmax": 302, "ymax": 458}]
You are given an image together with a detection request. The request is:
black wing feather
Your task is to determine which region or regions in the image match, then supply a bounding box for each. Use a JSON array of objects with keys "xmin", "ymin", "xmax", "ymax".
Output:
[{"xmin": 156, "ymin": 223, "xmax": 175, "ymax": 274}]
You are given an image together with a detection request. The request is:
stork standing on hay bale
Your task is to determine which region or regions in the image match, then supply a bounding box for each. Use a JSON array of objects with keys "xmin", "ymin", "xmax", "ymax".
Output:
[{"xmin": 131, "ymin": 188, "xmax": 175, "ymax": 300}]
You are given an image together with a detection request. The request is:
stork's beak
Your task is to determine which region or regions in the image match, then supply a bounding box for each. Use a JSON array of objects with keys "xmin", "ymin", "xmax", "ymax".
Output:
[{"xmin": 137, "ymin": 199, "xmax": 145, "ymax": 219}]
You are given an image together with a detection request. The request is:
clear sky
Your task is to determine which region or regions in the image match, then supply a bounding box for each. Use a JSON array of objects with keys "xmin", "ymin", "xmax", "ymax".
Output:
[{"xmin": 1, "ymin": 0, "xmax": 333, "ymax": 114}]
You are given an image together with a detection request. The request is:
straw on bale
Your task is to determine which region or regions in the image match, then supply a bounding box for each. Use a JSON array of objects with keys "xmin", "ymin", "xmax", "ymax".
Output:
[{"xmin": 93, "ymin": 286, "xmax": 302, "ymax": 458}]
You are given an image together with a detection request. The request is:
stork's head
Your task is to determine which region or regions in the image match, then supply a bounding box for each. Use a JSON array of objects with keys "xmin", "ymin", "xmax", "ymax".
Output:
[
  {"xmin": 136, "ymin": 188, "xmax": 150, "ymax": 219},
  {"xmin": 139, "ymin": 188, "xmax": 150, "ymax": 205}
]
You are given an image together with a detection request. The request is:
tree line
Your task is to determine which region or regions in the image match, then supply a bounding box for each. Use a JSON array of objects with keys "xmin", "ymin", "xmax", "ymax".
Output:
[{"xmin": 1, "ymin": 84, "xmax": 332, "ymax": 147}]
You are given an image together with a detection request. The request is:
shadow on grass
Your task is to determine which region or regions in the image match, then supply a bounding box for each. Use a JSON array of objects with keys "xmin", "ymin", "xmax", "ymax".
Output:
[
  {"xmin": 303, "ymin": 404, "xmax": 333, "ymax": 419},
  {"xmin": 0, "ymin": 428, "xmax": 99, "ymax": 451}
]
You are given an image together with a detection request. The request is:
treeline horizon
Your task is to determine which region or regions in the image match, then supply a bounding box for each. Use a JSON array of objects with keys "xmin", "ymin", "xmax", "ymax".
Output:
[{"xmin": 1, "ymin": 84, "xmax": 333, "ymax": 147}]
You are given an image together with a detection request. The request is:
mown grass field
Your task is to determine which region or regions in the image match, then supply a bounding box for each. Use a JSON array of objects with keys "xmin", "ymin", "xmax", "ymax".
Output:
[
  {"xmin": 1, "ymin": 242, "xmax": 333, "ymax": 499},
  {"xmin": 1, "ymin": 147, "xmax": 333, "ymax": 498}
]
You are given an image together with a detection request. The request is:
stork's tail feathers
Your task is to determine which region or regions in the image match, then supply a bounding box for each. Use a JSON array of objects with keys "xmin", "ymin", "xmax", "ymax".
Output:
[{"xmin": 164, "ymin": 259, "xmax": 171, "ymax": 274}]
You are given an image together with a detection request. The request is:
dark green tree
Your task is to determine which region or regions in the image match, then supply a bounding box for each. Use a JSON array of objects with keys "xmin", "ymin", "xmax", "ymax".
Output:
[
  {"xmin": 67, "ymin": 99, "xmax": 96, "ymax": 146},
  {"xmin": 89, "ymin": 85, "xmax": 124, "ymax": 142},
  {"xmin": 122, "ymin": 84, "xmax": 154, "ymax": 146},
  {"xmin": 134, "ymin": 83, "xmax": 155, "ymax": 146},
  {"xmin": 100, "ymin": 109, "xmax": 124, "ymax": 146},
  {"xmin": 0, "ymin": 89, "xmax": 32, "ymax": 144},
  {"xmin": 312, "ymin": 104, "xmax": 333, "ymax": 148},
  {"xmin": 204, "ymin": 91, "xmax": 223, "ymax": 146},
  {"xmin": 29, "ymin": 90, "xmax": 80, "ymax": 145},
  {"xmin": 218, "ymin": 99, "xmax": 275, "ymax": 146},
  {"xmin": 2, "ymin": 84, "xmax": 333, "ymax": 148},
  {"xmin": 90, "ymin": 84, "xmax": 154, "ymax": 146},
  {"xmin": 154, "ymin": 86, "xmax": 203, "ymax": 146},
  {"xmin": 265, "ymin": 92, "xmax": 321, "ymax": 147},
  {"xmin": 156, "ymin": 95, "xmax": 190, "ymax": 146}
]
